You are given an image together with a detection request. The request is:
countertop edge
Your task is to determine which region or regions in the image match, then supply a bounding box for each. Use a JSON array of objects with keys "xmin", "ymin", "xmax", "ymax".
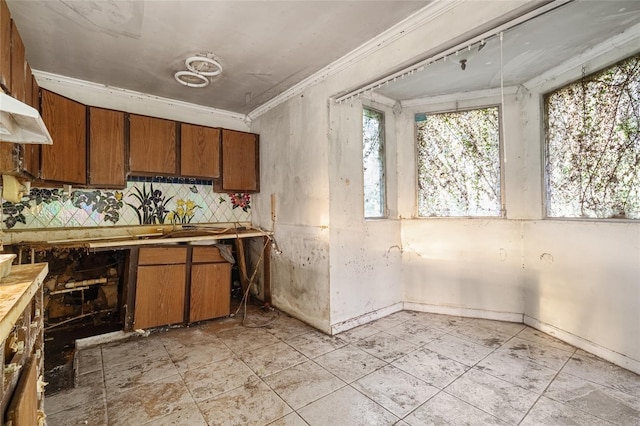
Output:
[{"xmin": 0, "ymin": 263, "xmax": 49, "ymax": 344}]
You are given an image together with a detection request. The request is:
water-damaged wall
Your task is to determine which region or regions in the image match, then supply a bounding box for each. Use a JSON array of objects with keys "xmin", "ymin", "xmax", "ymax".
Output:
[
  {"xmin": 252, "ymin": 0, "xmax": 640, "ymax": 374},
  {"xmin": 251, "ymin": 1, "xmax": 537, "ymax": 331},
  {"xmin": 250, "ymin": 85, "xmax": 332, "ymax": 332}
]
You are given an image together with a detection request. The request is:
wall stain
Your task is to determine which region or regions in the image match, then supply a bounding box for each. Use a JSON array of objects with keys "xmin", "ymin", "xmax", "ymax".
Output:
[{"xmin": 540, "ymin": 253, "xmax": 554, "ymax": 262}]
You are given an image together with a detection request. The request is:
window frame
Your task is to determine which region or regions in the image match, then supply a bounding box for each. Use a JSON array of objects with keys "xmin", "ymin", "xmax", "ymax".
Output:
[
  {"xmin": 362, "ymin": 105, "xmax": 388, "ymax": 219},
  {"xmin": 414, "ymin": 104, "xmax": 505, "ymax": 219},
  {"xmin": 542, "ymin": 54, "xmax": 640, "ymax": 221}
]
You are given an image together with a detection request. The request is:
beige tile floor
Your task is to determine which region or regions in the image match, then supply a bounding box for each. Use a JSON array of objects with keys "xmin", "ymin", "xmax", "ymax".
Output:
[{"xmin": 45, "ymin": 308, "xmax": 640, "ymax": 425}]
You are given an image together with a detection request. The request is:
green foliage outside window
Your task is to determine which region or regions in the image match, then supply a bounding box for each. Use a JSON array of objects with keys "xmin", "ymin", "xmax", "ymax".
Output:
[
  {"xmin": 417, "ymin": 107, "xmax": 501, "ymax": 217},
  {"xmin": 546, "ymin": 54, "xmax": 640, "ymax": 219}
]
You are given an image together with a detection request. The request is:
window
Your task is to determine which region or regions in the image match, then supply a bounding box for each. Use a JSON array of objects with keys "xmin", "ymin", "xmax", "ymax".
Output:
[
  {"xmin": 546, "ymin": 54, "xmax": 640, "ymax": 219},
  {"xmin": 416, "ymin": 107, "xmax": 501, "ymax": 217},
  {"xmin": 363, "ymin": 107, "xmax": 386, "ymax": 218}
]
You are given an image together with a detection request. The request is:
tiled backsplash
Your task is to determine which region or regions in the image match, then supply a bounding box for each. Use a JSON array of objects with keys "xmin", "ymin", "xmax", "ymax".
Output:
[{"xmin": 1, "ymin": 180, "xmax": 251, "ymax": 230}]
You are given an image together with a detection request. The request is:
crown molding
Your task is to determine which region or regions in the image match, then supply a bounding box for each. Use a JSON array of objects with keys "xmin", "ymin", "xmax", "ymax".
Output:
[
  {"xmin": 32, "ymin": 70, "xmax": 248, "ymax": 123},
  {"xmin": 247, "ymin": 1, "xmax": 465, "ymax": 120}
]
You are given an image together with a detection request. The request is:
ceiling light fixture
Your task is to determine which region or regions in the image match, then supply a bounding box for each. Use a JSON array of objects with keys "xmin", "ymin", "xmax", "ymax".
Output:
[
  {"xmin": 174, "ymin": 52, "xmax": 222, "ymax": 88},
  {"xmin": 174, "ymin": 70, "xmax": 210, "ymax": 88},
  {"xmin": 185, "ymin": 56, "xmax": 223, "ymax": 76}
]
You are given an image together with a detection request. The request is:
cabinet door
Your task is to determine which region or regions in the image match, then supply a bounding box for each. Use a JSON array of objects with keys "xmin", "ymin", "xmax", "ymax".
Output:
[
  {"xmin": 9, "ymin": 19, "xmax": 25, "ymax": 102},
  {"xmin": 218, "ymin": 129, "xmax": 259, "ymax": 192},
  {"xmin": 180, "ymin": 123, "xmax": 220, "ymax": 178},
  {"xmin": 22, "ymin": 75, "xmax": 40, "ymax": 178},
  {"xmin": 41, "ymin": 90, "xmax": 87, "ymax": 184},
  {"xmin": 129, "ymin": 114, "xmax": 177, "ymax": 175},
  {"xmin": 0, "ymin": 0, "xmax": 10, "ymax": 91},
  {"xmin": 190, "ymin": 262, "xmax": 231, "ymax": 322},
  {"xmin": 89, "ymin": 107, "xmax": 126, "ymax": 187},
  {"xmin": 134, "ymin": 264, "xmax": 185, "ymax": 329}
]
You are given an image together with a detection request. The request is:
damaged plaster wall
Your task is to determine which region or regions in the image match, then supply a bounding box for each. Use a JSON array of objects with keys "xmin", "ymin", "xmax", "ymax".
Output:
[
  {"xmin": 328, "ymin": 99, "xmax": 403, "ymax": 330},
  {"xmin": 251, "ymin": 1, "xmax": 538, "ymax": 331},
  {"xmin": 399, "ymin": 92, "xmax": 525, "ymax": 320},
  {"xmin": 250, "ymin": 85, "xmax": 332, "ymax": 332},
  {"xmin": 516, "ymin": 41, "xmax": 640, "ymax": 371},
  {"xmin": 398, "ymin": 37, "xmax": 640, "ymax": 372},
  {"xmin": 253, "ymin": 0, "xmax": 640, "ymax": 373}
]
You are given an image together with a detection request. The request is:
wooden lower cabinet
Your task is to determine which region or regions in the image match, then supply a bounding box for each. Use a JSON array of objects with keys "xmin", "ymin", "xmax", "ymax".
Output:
[
  {"xmin": 190, "ymin": 262, "xmax": 231, "ymax": 322},
  {"xmin": 134, "ymin": 264, "xmax": 186, "ymax": 329},
  {"xmin": 132, "ymin": 246, "xmax": 231, "ymax": 330}
]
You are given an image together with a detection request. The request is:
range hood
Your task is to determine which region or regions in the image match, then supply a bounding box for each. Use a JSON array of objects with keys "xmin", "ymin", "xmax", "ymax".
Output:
[{"xmin": 0, "ymin": 92, "xmax": 53, "ymax": 144}]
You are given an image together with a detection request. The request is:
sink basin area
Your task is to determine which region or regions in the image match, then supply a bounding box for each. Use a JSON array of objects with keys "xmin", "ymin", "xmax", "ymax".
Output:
[{"xmin": 0, "ymin": 254, "xmax": 17, "ymax": 278}]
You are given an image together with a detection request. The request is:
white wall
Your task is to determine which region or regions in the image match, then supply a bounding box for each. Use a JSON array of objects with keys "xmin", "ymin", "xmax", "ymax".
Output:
[
  {"xmin": 399, "ymin": 92, "xmax": 526, "ymax": 321},
  {"xmin": 250, "ymin": 1, "xmax": 539, "ymax": 331},
  {"xmin": 398, "ymin": 37, "xmax": 640, "ymax": 373},
  {"xmin": 328, "ymin": 99, "xmax": 403, "ymax": 332},
  {"xmin": 250, "ymin": 0, "xmax": 640, "ymax": 373},
  {"xmin": 250, "ymin": 84, "xmax": 332, "ymax": 331}
]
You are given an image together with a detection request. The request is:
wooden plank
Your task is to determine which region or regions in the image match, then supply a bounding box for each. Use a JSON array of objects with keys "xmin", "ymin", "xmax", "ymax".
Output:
[
  {"xmin": 263, "ymin": 236, "xmax": 272, "ymax": 305},
  {"xmin": 189, "ymin": 263, "xmax": 231, "ymax": 322},
  {"xmin": 235, "ymin": 238, "xmax": 249, "ymax": 296},
  {"xmin": 5, "ymin": 352, "xmax": 38, "ymax": 426},
  {"xmin": 138, "ymin": 247, "xmax": 186, "ymax": 265}
]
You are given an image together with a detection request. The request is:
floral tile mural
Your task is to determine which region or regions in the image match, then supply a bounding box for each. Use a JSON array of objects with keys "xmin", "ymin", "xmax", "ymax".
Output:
[{"xmin": 1, "ymin": 180, "xmax": 251, "ymax": 230}]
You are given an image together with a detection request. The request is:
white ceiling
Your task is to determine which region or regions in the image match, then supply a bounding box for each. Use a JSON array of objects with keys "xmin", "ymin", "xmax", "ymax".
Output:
[
  {"xmin": 6, "ymin": 0, "xmax": 430, "ymax": 115},
  {"xmin": 375, "ymin": 0, "xmax": 640, "ymax": 101}
]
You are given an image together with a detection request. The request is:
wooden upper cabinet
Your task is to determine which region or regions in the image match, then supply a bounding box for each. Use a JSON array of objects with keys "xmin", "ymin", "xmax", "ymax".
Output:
[
  {"xmin": 41, "ymin": 90, "xmax": 87, "ymax": 184},
  {"xmin": 129, "ymin": 114, "xmax": 177, "ymax": 175},
  {"xmin": 180, "ymin": 123, "xmax": 220, "ymax": 178},
  {"xmin": 9, "ymin": 19, "xmax": 25, "ymax": 102},
  {"xmin": 218, "ymin": 129, "xmax": 260, "ymax": 193},
  {"xmin": 24, "ymin": 63, "xmax": 32, "ymax": 105},
  {"xmin": 0, "ymin": 0, "xmax": 10, "ymax": 91},
  {"xmin": 21, "ymin": 74, "xmax": 40, "ymax": 178},
  {"xmin": 88, "ymin": 107, "xmax": 126, "ymax": 187}
]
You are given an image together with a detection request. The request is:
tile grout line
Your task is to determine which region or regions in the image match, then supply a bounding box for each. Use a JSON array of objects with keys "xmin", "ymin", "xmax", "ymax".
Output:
[{"xmin": 515, "ymin": 346, "xmax": 578, "ymax": 425}]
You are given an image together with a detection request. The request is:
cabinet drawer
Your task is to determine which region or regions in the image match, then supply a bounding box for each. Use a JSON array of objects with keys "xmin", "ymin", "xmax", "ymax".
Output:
[
  {"xmin": 138, "ymin": 247, "xmax": 186, "ymax": 265},
  {"xmin": 192, "ymin": 246, "xmax": 226, "ymax": 263}
]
